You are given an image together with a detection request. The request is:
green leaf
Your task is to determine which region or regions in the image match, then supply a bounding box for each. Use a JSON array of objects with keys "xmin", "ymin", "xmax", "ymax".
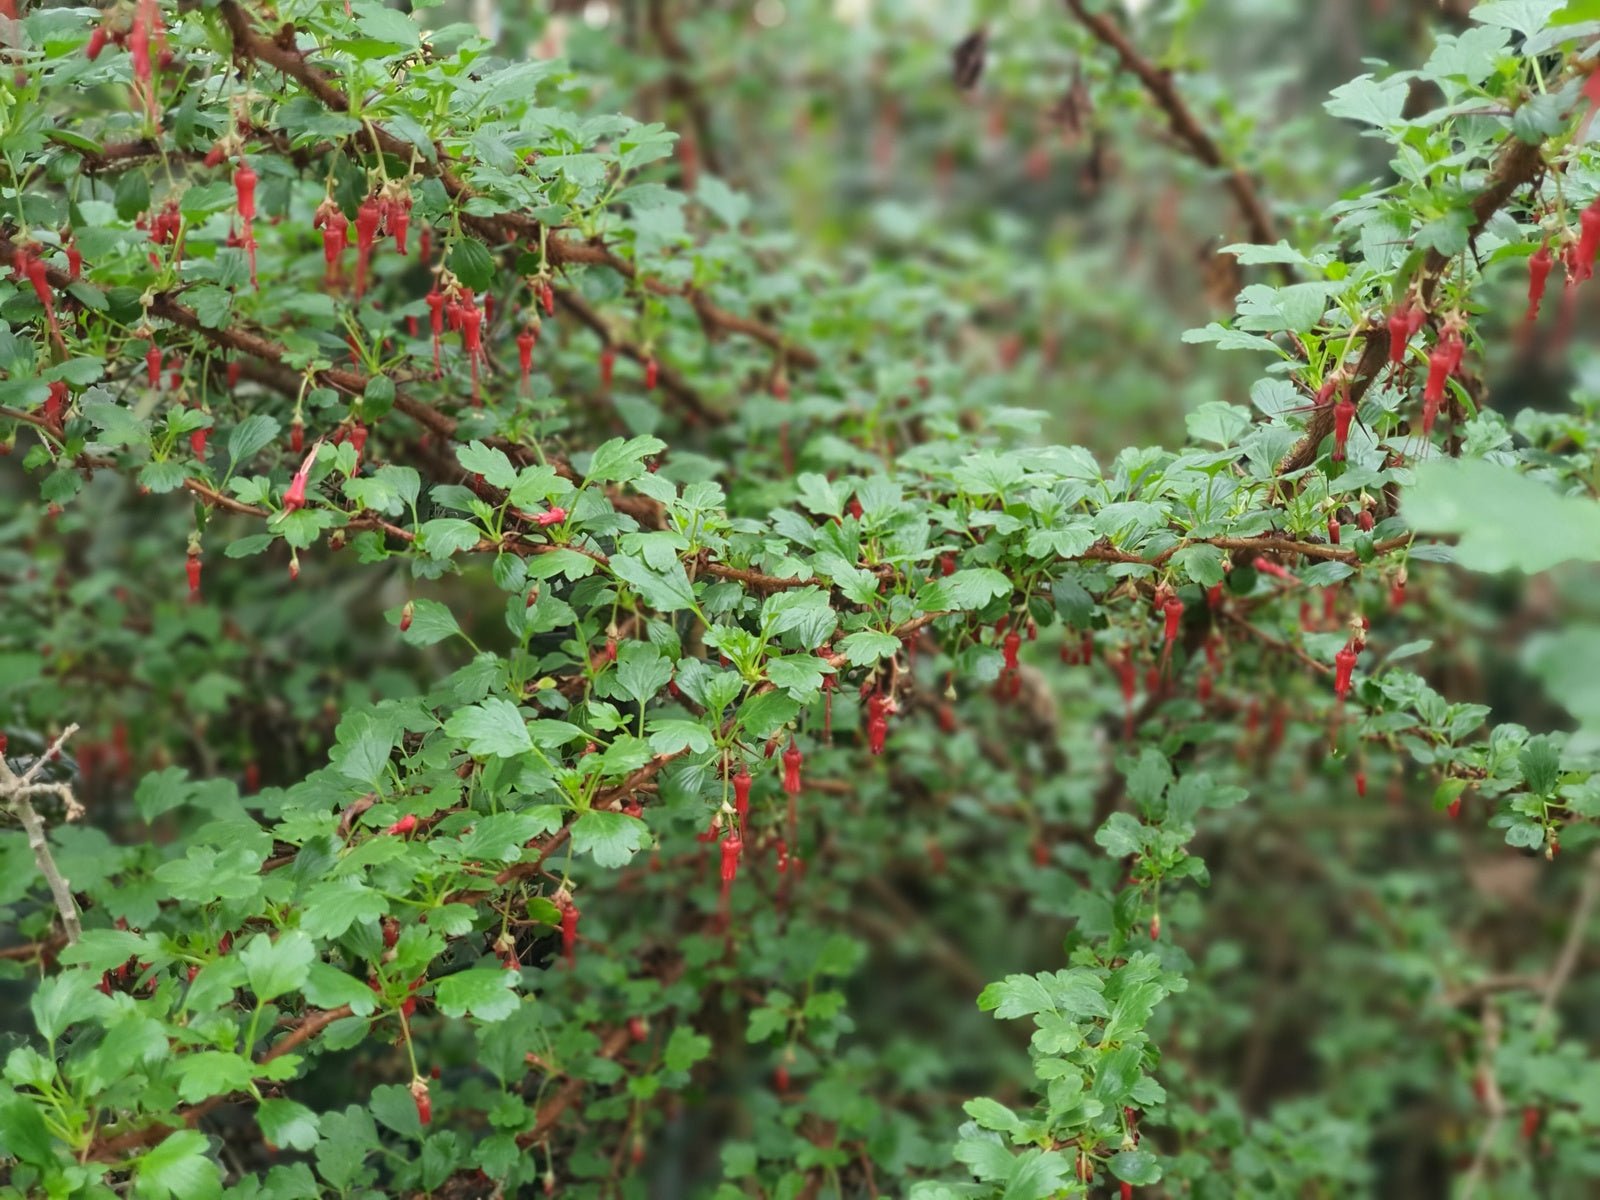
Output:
[
  {"xmin": 963, "ymin": 1097, "xmax": 1022, "ymax": 1133},
  {"xmin": 1109, "ymin": 1149, "xmax": 1162, "ymax": 1186},
  {"xmin": 1324, "ymin": 73, "xmax": 1409, "ymax": 126},
  {"xmin": 134, "ymin": 1130, "xmax": 221, "ymax": 1200},
  {"xmin": 612, "ymin": 554, "xmax": 697, "ymax": 612},
  {"xmin": 663, "ymin": 1026, "xmax": 711, "ymax": 1072},
  {"xmin": 298, "ymin": 878, "xmax": 388, "ymax": 939},
  {"xmin": 434, "ymin": 969, "xmax": 520, "ymax": 1022},
  {"xmin": 240, "ymin": 931, "xmax": 315, "ymax": 1003},
  {"xmin": 0, "ymin": 1096, "xmax": 56, "ymax": 1165},
  {"xmin": 56, "ymin": 928, "xmax": 150, "ymax": 973},
  {"xmin": 615, "ymin": 643, "xmax": 674, "ymax": 705},
  {"xmin": 457, "ymin": 440, "xmax": 518, "ymax": 490},
  {"xmin": 445, "ymin": 698, "xmax": 533, "ymax": 758},
  {"xmin": 174, "ymin": 1051, "xmax": 256, "ymax": 1103},
  {"xmin": 932, "ymin": 568, "xmax": 1012, "ymax": 611},
  {"xmin": 227, "ymin": 414, "xmax": 280, "ymax": 464},
  {"xmin": 570, "ymin": 810, "xmax": 646, "ymax": 868},
  {"xmin": 419, "ymin": 517, "xmax": 482, "ymax": 559},
  {"xmin": 1519, "ymin": 736, "xmax": 1560, "ymax": 796},
  {"xmin": 1003, "ymin": 1150, "xmax": 1071, "ymax": 1200},
  {"xmin": 258, "ymin": 1098, "xmax": 321, "ymax": 1152},
  {"xmin": 134, "ymin": 765, "xmax": 196, "ymax": 821},
  {"xmin": 31, "ymin": 970, "xmax": 113, "ymax": 1041},
  {"xmin": 391, "ymin": 597, "xmax": 461, "ymax": 646},
  {"xmin": 647, "ymin": 719, "xmax": 714, "ymax": 755},
  {"xmin": 447, "ymin": 237, "xmax": 495, "ymax": 291},
  {"xmin": 737, "ymin": 690, "xmax": 800, "ymax": 739},
  {"xmin": 303, "ymin": 963, "xmax": 379, "ymax": 1017},
  {"xmin": 370, "ymin": 1082, "xmax": 425, "ymax": 1139},
  {"xmin": 836, "ymin": 630, "xmax": 900, "ymax": 667},
  {"xmin": 586, "ymin": 434, "xmax": 667, "ymax": 484},
  {"xmin": 1172, "ymin": 544, "xmax": 1226, "ymax": 587},
  {"xmin": 1405, "ymin": 459, "xmax": 1600, "ymax": 573}
]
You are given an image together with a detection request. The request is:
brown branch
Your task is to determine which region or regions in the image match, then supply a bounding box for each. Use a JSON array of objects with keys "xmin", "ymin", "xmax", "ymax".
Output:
[
  {"xmin": 1062, "ymin": 0, "xmax": 1283, "ymax": 264},
  {"xmin": 1277, "ymin": 134, "xmax": 1545, "ymax": 478},
  {"xmin": 1, "ymin": 724, "xmax": 85, "ymax": 944},
  {"xmin": 518, "ymin": 1025, "xmax": 636, "ymax": 1147},
  {"xmin": 0, "ymin": 935, "xmax": 68, "ymax": 961}
]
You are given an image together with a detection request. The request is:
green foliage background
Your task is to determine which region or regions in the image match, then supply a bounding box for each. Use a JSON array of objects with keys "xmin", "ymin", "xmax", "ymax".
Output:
[{"xmin": 3, "ymin": 1, "xmax": 1600, "ymax": 1198}]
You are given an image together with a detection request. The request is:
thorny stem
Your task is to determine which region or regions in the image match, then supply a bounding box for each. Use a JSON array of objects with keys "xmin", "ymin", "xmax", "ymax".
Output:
[{"xmin": 0, "ymin": 723, "xmax": 85, "ymax": 944}]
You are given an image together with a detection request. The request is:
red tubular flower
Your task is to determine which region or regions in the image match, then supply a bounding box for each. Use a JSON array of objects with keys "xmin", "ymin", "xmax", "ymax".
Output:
[
  {"xmin": 44, "ymin": 381, "xmax": 67, "ymax": 427},
  {"xmin": 600, "ymin": 345, "xmax": 616, "ymax": 387},
  {"xmin": 26, "ymin": 258, "xmax": 61, "ymax": 342},
  {"xmin": 1441, "ymin": 327, "xmax": 1465, "ymax": 374},
  {"xmin": 65, "ymin": 242, "xmax": 82, "ymax": 280},
  {"xmin": 1117, "ymin": 651, "xmax": 1137, "ymax": 705},
  {"xmin": 233, "ymin": 161, "xmax": 257, "ymax": 222},
  {"xmin": 720, "ymin": 834, "xmax": 742, "ymax": 884},
  {"xmin": 732, "ymin": 764, "xmax": 752, "ymax": 822},
  {"xmin": 782, "ymin": 740, "xmax": 803, "ymax": 795},
  {"xmin": 463, "ymin": 304, "xmax": 483, "ymax": 404},
  {"xmin": 561, "ymin": 901, "xmax": 580, "ymax": 966},
  {"xmin": 385, "ymin": 814, "xmax": 417, "ymax": 836},
  {"xmin": 1356, "ymin": 771, "xmax": 1367, "ymax": 798},
  {"xmin": 867, "ymin": 715, "xmax": 888, "ymax": 755},
  {"xmin": 1162, "ymin": 595, "xmax": 1183, "ymax": 646},
  {"xmin": 190, "ymin": 425, "xmax": 208, "ymax": 457},
  {"xmin": 146, "ymin": 343, "xmax": 161, "ymax": 388},
  {"xmin": 1521, "ymin": 1106, "xmax": 1541, "ymax": 1140},
  {"xmin": 517, "ymin": 328, "xmax": 536, "ymax": 391},
  {"xmin": 535, "ymin": 506, "xmax": 567, "ymax": 528},
  {"xmin": 185, "ymin": 549, "xmax": 201, "ymax": 598},
  {"xmin": 227, "ymin": 360, "xmax": 242, "ymax": 389},
  {"xmin": 1578, "ymin": 200, "xmax": 1600, "ymax": 281},
  {"xmin": 1527, "ymin": 244, "xmax": 1553, "ymax": 321},
  {"xmin": 129, "ymin": 8, "xmax": 151, "ymax": 84},
  {"xmin": 87, "ymin": 25, "xmax": 109, "ymax": 60},
  {"xmin": 391, "ymin": 197, "xmax": 410, "ymax": 255},
  {"xmin": 399, "ymin": 601, "xmax": 414, "ymax": 633},
  {"xmin": 322, "ymin": 211, "xmax": 348, "ymax": 281},
  {"xmin": 349, "ymin": 422, "xmax": 368, "ymax": 459},
  {"xmin": 1121, "ymin": 1184, "xmax": 1134, "ymax": 1200},
  {"xmin": 282, "ymin": 450, "xmax": 315, "ymax": 514},
  {"xmin": 425, "ymin": 286, "xmax": 445, "ymax": 372},
  {"xmin": 1327, "ymin": 516, "xmax": 1340, "ymax": 545},
  {"xmin": 1358, "ymin": 509, "xmax": 1374, "ymax": 532},
  {"xmin": 1332, "ymin": 392, "xmax": 1356, "ymax": 462},
  {"xmin": 411, "ymin": 1078, "xmax": 431, "ymax": 1126},
  {"xmin": 541, "ymin": 280, "xmax": 555, "ymax": 316},
  {"xmin": 1002, "ymin": 630, "xmax": 1021, "ymax": 670},
  {"xmin": 354, "ymin": 198, "xmax": 381, "ymax": 296},
  {"xmin": 644, "ymin": 356, "xmax": 659, "ymax": 390},
  {"xmin": 1334, "ymin": 645, "xmax": 1358, "ymax": 701},
  {"xmin": 1386, "ymin": 305, "xmax": 1411, "ymax": 367},
  {"xmin": 1421, "ymin": 393, "xmax": 1441, "ymax": 439}
]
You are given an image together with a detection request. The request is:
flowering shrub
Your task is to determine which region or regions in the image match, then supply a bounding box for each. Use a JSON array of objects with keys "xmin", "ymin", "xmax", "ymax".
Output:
[{"xmin": 3, "ymin": 2, "xmax": 1600, "ymax": 1198}]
